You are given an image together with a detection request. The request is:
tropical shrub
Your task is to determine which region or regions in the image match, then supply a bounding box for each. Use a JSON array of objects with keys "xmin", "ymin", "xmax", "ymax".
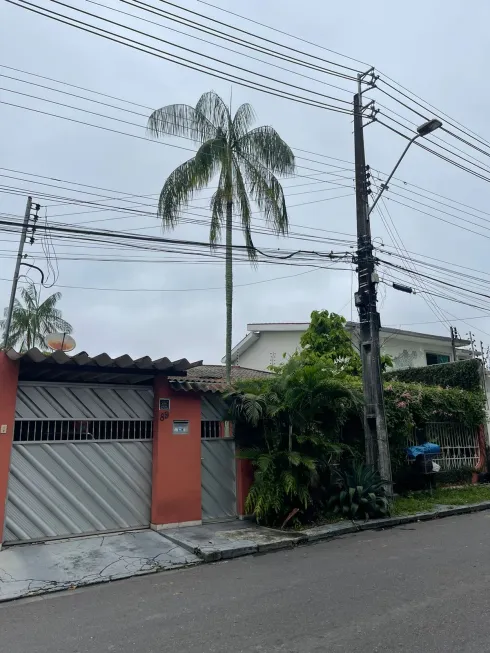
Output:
[
  {"xmin": 229, "ymin": 358, "xmax": 362, "ymax": 526},
  {"xmin": 239, "ymin": 434, "xmax": 340, "ymax": 526},
  {"xmin": 327, "ymin": 462, "xmax": 390, "ymax": 520}
]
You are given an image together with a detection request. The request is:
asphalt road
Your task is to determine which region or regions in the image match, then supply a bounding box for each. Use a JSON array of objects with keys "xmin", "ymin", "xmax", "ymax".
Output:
[{"xmin": 2, "ymin": 512, "xmax": 490, "ymax": 653}]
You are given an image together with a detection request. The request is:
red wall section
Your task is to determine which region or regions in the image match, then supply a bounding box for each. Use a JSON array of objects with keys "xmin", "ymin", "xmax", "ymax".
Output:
[
  {"xmin": 151, "ymin": 377, "xmax": 202, "ymax": 527},
  {"xmin": 0, "ymin": 353, "xmax": 19, "ymax": 543}
]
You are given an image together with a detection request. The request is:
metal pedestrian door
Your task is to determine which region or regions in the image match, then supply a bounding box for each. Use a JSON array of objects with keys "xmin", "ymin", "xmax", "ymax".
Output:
[{"xmin": 201, "ymin": 439, "xmax": 237, "ymax": 522}]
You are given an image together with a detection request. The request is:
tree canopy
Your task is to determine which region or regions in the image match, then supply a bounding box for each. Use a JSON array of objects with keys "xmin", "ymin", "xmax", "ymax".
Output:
[
  {"xmin": 1, "ymin": 284, "xmax": 73, "ymax": 352},
  {"xmin": 147, "ymin": 90, "xmax": 295, "ymax": 383}
]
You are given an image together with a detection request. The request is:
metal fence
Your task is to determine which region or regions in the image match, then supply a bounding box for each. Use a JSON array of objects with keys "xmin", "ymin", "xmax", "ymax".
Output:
[{"xmin": 409, "ymin": 422, "xmax": 480, "ymax": 470}]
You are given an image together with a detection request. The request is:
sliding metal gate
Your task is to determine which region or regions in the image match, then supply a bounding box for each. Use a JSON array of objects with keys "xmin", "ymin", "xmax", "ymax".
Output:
[{"xmin": 4, "ymin": 383, "xmax": 154, "ymax": 544}]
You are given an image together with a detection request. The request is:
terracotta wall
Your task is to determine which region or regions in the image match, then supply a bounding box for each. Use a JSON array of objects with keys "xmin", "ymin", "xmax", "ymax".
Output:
[
  {"xmin": 236, "ymin": 457, "xmax": 254, "ymax": 518},
  {"xmin": 0, "ymin": 353, "xmax": 19, "ymax": 545},
  {"xmin": 151, "ymin": 377, "xmax": 203, "ymax": 528}
]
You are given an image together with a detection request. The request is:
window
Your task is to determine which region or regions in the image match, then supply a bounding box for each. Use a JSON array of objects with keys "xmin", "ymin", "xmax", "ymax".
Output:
[
  {"xmin": 201, "ymin": 420, "xmax": 222, "ymax": 439},
  {"xmin": 426, "ymin": 353, "xmax": 450, "ymax": 366}
]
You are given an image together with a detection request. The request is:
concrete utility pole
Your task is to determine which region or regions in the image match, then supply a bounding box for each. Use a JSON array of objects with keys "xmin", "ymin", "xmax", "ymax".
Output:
[
  {"xmin": 353, "ymin": 74, "xmax": 391, "ymax": 484},
  {"xmin": 450, "ymin": 326, "xmax": 457, "ymax": 362},
  {"xmin": 2, "ymin": 196, "xmax": 33, "ymax": 349},
  {"xmin": 353, "ymin": 72, "xmax": 443, "ymax": 485}
]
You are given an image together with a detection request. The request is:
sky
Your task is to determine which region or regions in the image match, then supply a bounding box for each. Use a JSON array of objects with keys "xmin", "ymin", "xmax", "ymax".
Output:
[{"xmin": 1, "ymin": 0, "xmax": 490, "ymax": 364}]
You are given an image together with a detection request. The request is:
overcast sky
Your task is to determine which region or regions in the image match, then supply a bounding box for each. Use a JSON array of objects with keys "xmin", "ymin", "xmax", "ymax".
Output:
[{"xmin": 1, "ymin": 0, "xmax": 490, "ymax": 364}]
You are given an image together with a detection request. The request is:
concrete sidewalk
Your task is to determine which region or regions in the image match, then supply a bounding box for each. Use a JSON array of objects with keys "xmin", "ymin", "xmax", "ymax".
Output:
[
  {"xmin": 0, "ymin": 529, "xmax": 199, "ymax": 602},
  {"xmin": 163, "ymin": 520, "xmax": 304, "ymax": 561},
  {"xmin": 3, "ymin": 500, "xmax": 490, "ymax": 602}
]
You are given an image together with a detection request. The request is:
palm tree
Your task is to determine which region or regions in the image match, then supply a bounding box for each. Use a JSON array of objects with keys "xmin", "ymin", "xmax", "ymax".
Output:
[
  {"xmin": 1, "ymin": 283, "xmax": 73, "ymax": 352},
  {"xmin": 147, "ymin": 91, "xmax": 295, "ymax": 383}
]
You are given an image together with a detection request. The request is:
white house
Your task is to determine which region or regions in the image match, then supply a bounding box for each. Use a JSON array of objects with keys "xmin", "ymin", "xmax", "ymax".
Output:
[{"xmin": 226, "ymin": 322, "xmax": 471, "ymax": 371}]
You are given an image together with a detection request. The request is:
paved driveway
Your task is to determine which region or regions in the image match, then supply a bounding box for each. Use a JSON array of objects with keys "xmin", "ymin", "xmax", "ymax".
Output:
[{"xmin": 2, "ymin": 511, "xmax": 490, "ymax": 652}]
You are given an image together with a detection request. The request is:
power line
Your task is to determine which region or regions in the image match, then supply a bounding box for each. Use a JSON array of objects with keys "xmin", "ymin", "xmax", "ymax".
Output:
[
  {"xmin": 0, "ymin": 215, "xmax": 353, "ymax": 260},
  {"xmin": 9, "ymin": 61, "xmax": 490, "ymax": 225},
  {"xmin": 6, "ymin": 0, "xmax": 356, "ymax": 115},
  {"xmin": 92, "ymin": 0, "xmax": 356, "ymax": 95},
  {"xmin": 376, "ymin": 76, "xmax": 490, "ymax": 157},
  {"xmin": 376, "ymin": 118, "xmax": 490, "ymax": 186},
  {"xmin": 0, "ymin": 82, "xmax": 357, "ymax": 184},
  {"xmin": 379, "ymin": 258, "xmax": 490, "ymax": 304},
  {"xmin": 57, "ymin": 0, "xmax": 355, "ymax": 103},
  {"xmin": 377, "ymin": 108, "xmax": 490, "ymax": 179},
  {"xmin": 195, "ymin": 0, "xmax": 371, "ymax": 68},
  {"xmin": 373, "ymin": 189, "xmax": 451, "ymax": 329},
  {"xmin": 0, "ymin": 262, "xmax": 352, "ymax": 293},
  {"xmin": 195, "ymin": 0, "xmax": 490, "ymax": 165},
  {"xmin": 143, "ymin": 0, "xmax": 365, "ymax": 74}
]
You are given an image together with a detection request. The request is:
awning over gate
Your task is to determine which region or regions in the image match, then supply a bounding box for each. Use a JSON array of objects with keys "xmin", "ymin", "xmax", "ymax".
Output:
[{"xmin": 6, "ymin": 348, "xmax": 202, "ymax": 385}]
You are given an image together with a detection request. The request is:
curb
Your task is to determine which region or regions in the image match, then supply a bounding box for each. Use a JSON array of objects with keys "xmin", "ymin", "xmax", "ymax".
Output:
[
  {"xmin": 164, "ymin": 530, "xmax": 303, "ymax": 563},
  {"xmin": 185, "ymin": 500, "xmax": 490, "ymax": 562},
  {"xmin": 297, "ymin": 500, "xmax": 490, "ymax": 546}
]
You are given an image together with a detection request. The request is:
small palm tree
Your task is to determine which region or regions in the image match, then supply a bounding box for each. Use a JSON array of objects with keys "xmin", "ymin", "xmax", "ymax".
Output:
[
  {"xmin": 148, "ymin": 91, "xmax": 295, "ymax": 383},
  {"xmin": 1, "ymin": 283, "xmax": 73, "ymax": 352}
]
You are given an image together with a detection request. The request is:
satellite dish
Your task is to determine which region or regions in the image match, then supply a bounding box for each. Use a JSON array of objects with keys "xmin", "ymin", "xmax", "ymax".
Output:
[{"xmin": 46, "ymin": 332, "xmax": 76, "ymax": 352}]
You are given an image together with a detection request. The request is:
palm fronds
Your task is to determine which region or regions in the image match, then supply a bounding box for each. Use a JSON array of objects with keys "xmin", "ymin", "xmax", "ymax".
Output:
[
  {"xmin": 1, "ymin": 283, "xmax": 72, "ymax": 351},
  {"xmin": 148, "ymin": 92, "xmax": 295, "ymax": 383}
]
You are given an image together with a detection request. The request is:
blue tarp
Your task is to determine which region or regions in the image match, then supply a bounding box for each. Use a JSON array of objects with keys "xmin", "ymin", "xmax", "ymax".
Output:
[{"xmin": 406, "ymin": 442, "xmax": 441, "ymax": 459}]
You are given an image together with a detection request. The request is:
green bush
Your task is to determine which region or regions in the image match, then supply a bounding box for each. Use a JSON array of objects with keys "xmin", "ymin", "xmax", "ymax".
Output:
[
  {"xmin": 230, "ymin": 359, "xmax": 361, "ymax": 526},
  {"xmin": 385, "ymin": 358, "xmax": 482, "ymax": 391},
  {"xmin": 327, "ymin": 462, "xmax": 390, "ymax": 520},
  {"xmin": 382, "ymin": 380, "xmax": 486, "ymax": 473},
  {"xmin": 436, "ymin": 467, "xmax": 474, "ymax": 485}
]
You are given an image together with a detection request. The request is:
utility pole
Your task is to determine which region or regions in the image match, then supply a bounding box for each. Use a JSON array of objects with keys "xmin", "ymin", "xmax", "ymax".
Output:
[
  {"xmin": 468, "ymin": 331, "xmax": 476, "ymax": 358},
  {"xmin": 450, "ymin": 326, "xmax": 457, "ymax": 362},
  {"xmin": 353, "ymin": 73, "xmax": 392, "ymax": 486},
  {"xmin": 2, "ymin": 196, "xmax": 33, "ymax": 349}
]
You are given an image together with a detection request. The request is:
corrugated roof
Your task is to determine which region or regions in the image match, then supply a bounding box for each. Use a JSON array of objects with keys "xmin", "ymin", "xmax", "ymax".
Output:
[
  {"xmin": 186, "ymin": 364, "xmax": 273, "ymax": 380},
  {"xmin": 170, "ymin": 364, "xmax": 273, "ymax": 393},
  {"xmin": 6, "ymin": 348, "xmax": 202, "ymax": 385},
  {"xmin": 170, "ymin": 379, "xmax": 226, "ymax": 393}
]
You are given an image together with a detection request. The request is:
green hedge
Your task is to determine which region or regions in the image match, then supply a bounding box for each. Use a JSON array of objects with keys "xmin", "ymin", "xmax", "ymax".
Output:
[
  {"xmin": 382, "ymin": 380, "xmax": 486, "ymax": 473},
  {"xmin": 384, "ymin": 358, "xmax": 482, "ymax": 391}
]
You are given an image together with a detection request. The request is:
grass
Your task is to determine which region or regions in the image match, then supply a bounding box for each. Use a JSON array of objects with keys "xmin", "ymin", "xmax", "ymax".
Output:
[{"xmin": 392, "ymin": 484, "xmax": 490, "ymax": 516}]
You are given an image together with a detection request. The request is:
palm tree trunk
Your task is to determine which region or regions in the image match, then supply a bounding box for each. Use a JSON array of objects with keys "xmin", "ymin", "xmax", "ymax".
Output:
[{"xmin": 225, "ymin": 200, "xmax": 233, "ymax": 386}]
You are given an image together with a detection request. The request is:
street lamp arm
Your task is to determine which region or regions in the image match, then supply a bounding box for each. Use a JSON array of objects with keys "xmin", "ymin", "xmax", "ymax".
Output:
[{"xmin": 368, "ymin": 134, "xmax": 419, "ymax": 216}]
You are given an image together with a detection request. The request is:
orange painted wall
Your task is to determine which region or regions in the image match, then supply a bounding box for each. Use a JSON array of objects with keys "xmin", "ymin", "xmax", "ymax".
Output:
[
  {"xmin": 0, "ymin": 352, "xmax": 19, "ymax": 543},
  {"xmin": 236, "ymin": 457, "xmax": 254, "ymax": 517},
  {"xmin": 151, "ymin": 377, "xmax": 202, "ymax": 526}
]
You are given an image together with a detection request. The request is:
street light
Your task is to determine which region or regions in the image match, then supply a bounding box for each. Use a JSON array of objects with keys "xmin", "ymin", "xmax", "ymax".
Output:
[
  {"xmin": 417, "ymin": 118, "xmax": 443, "ymax": 137},
  {"xmin": 368, "ymin": 117, "xmax": 443, "ymax": 216}
]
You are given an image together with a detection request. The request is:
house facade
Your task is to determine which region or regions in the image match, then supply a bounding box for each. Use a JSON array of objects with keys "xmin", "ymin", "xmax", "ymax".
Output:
[
  {"xmin": 227, "ymin": 322, "xmax": 471, "ymax": 371},
  {"xmin": 0, "ymin": 350, "xmax": 259, "ymax": 549}
]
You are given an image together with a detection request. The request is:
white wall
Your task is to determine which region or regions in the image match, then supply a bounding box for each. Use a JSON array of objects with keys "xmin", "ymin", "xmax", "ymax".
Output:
[
  {"xmin": 379, "ymin": 336, "xmax": 454, "ymax": 370},
  {"xmin": 237, "ymin": 328, "xmax": 458, "ymax": 372},
  {"xmin": 237, "ymin": 331, "xmax": 302, "ymax": 369}
]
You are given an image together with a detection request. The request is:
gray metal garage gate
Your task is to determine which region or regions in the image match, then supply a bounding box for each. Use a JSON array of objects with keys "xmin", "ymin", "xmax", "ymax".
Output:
[
  {"xmin": 4, "ymin": 382, "xmax": 154, "ymax": 544},
  {"xmin": 200, "ymin": 395, "xmax": 237, "ymax": 522}
]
